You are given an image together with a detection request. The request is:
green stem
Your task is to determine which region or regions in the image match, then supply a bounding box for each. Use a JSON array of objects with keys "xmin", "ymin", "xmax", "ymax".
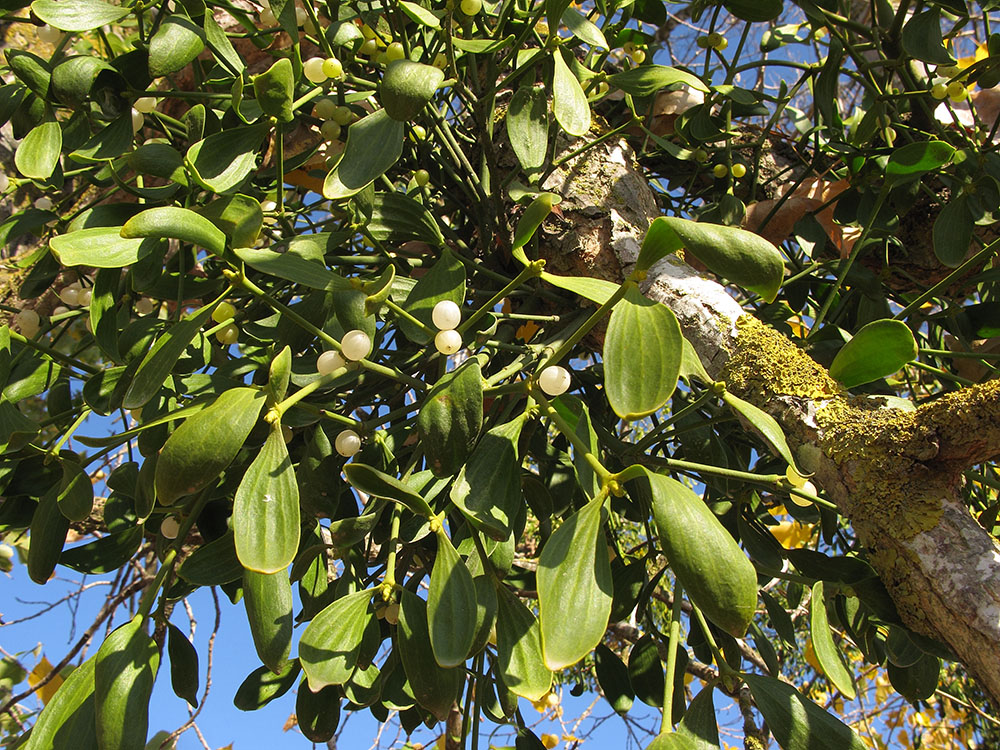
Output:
[
  {"xmin": 692, "ymin": 605, "xmax": 738, "ymax": 682},
  {"xmin": 8, "ymin": 330, "xmax": 99, "ymax": 375},
  {"xmin": 533, "ymin": 388, "xmax": 612, "ymax": 487},
  {"xmin": 383, "ymin": 298, "xmax": 436, "ymax": 339},
  {"xmin": 894, "ymin": 235, "xmax": 1000, "ymax": 321},
  {"xmin": 458, "ymin": 261, "xmax": 544, "ymax": 335},
  {"xmin": 273, "ymin": 368, "xmax": 350, "ymax": 417},
  {"xmin": 539, "ymin": 278, "xmax": 633, "ymax": 369},
  {"xmin": 661, "ymin": 582, "xmax": 684, "ymax": 734},
  {"xmin": 47, "ymin": 407, "xmax": 92, "ymax": 458},
  {"xmin": 382, "ymin": 504, "xmax": 402, "ymax": 598}
]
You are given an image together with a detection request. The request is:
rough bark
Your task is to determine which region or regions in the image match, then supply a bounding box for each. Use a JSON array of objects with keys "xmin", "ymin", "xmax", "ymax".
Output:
[{"xmin": 540, "ymin": 136, "xmax": 1000, "ymax": 707}]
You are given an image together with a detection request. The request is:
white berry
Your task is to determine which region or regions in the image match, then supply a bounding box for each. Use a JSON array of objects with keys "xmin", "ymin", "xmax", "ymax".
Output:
[
  {"xmin": 538, "ymin": 365, "xmax": 571, "ymax": 396},
  {"xmin": 37, "ymin": 25, "xmax": 62, "ymax": 44},
  {"xmin": 259, "ymin": 7, "xmax": 277, "ymax": 26},
  {"xmin": 303, "ymin": 57, "xmax": 328, "ymax": 83},
  {"xmin": 434, "ymin": 329, "xmax": 462, "ymax": 355},
  {"xmin": 77, "ymin": 289, "xmax": 92, "ymax": 307},
  {"xmin": 432, "ymin": 300, "xmax": 461, "ymax": 330},
  {"xmin": 134, "ymin": 297, "xmax": 154, "ymax": 315},
  {"xmin": 51, "ymin": 306, "xmax": 68, "ymax": 317},
  {"xmin": 14, "ymin": 309, "xmax": 40, "ymax": 337},
  {"xmin": 340, "ymin": 330, "xmax": 371, "ymax": 361},
  {"xmin": 58, "ymin": 287, "xmax": 79, "ymax": 306},
  {"xmin": 335, "ymin": 429, "xmax": 361, "ymax": 457},
  {"xmin": 317, "ymin": 349, "xmax": 346, "ymax": 374},
  {"xmin": 34, "ymin": 196, "xmax": 53, "ymax": 211},
  {"xmin": 314, "ymin": 98, "xmax": 337, "ymax": 119},
  {"xmin": 785, "ymin": 464, "xmax": 808, "ymax": 488},
  {"xmin": 160, "ymin": 516, "xmax": 180, "ymax": 539},
  {"xmin": 134, "ymin": 96, "xmax": 157, "ymax": 113},
  {"xmin": 131, "ymin": 108, "xmax": 144, "ymax": 133}
]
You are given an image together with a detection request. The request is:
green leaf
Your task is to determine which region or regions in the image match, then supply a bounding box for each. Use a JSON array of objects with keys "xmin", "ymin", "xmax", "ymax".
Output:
[
  {"xmin": 243, "ymin": 569, "xmax": 293, "ymax": 673},
  {"xmin": 452, "ymin": 35, "xmax": 514, "ymax": 53},
  {"xmin": 628, "ymin": 633, "xmax": 664, "ymax": 707},
  {"xmin": 513, "ymin": 192, "xmax": 561, "ymax": 250},
  {"xmin": 31, "ymin": 0, "xmax": 129, "ymax": 31},
  {"xmin": 50, "ymin": 56, "xmax": 117, "ymax": 107},
  {"xmin": 552, "ymin": 396, "xmax": 600, "ymax": 499},
  {"xmin": 450, "ymin": 415, "xmax": 525, "ymax": 540},
  {"xmin": 607, "ymin": 65, "xmax": 708, "ymax": 97},
  {"xmin": 723, "ymin": 0, "xmax": 782, "ymax": 22},
  {"xmin": 60, "ymin": 527, "xmax": 143, "ymax": 574},
  {"xmin": 552, "ymin": 47, "xmax": 591, "ymax": 137},
  {"xmin": 721, "ymin": 391, "xmax": 800, "ymax": 472},
  {"xmin": 204, "ymin": 11, "xmax": 243, "ymax": 74},
  {"xmin": 398, "ymin": 0, "xmax": 441, "ymax": 27},
  {"xmin": 234, "ymin": 246, "xmax": 351, "ymax": 291},
  {"xmin": 295, "ymin": 679, "xmax": 341, "ymax": 742},
  {"xmin": 233, "ymin": 423, "xmax": 300, "ymax": 574},
  {"xmin": 197, "ymin": 194, "xmax": 263, "ymax": 249},
  {"xmin": 300, "ymin": 589, "xmax": 373, "ymax": 690},
  {"xmin": 646, "ymin": 733, "xmax": 700, "ymax": 750},
  {"xmin": 379, "ymin": 60, "xmax": 444, "ymax": 122},
  {"xmin": 167, "ymin": 623, "xmax": 200, "ymax": 707},
  {"xmin": 149, "ymin": 16, "xmax": 206, "ymax": 77},
  {"xmin": 828, "ymin": 319, "xmax": 917, "ymax": 388},
  {"xmin": 27, "ymin": 489, "xmax": 70, "ymax": 584},
  {"xmin": 54, "ymin": 459, "xmax": 93, "ymax": 522},
  {"xmin": 887, "ymin": 653, "xmax": 940, "ymax": 702},
  {"xmin": 637, "ymin": 216, "xmax": 784, "ymax": 303},
  {"xmin": 885, "ymin": 140, "xmax": 955, "ymax": 184},
  {"xmin": 595, "ymin": 643, "xmax": 634, "ymax": 713},
  {"xmin": 343, "ymin": 463, "xmax": 434, "ymax": 517},
  {"xmin": 129, "ymin": 143, "xmax": 188, "ymax": 185},
  {"xmin": 233, "ymin": 660, "xmax": 300, "ymax": 711},
  {"xmin": 677, "ymin": 684, "xmax": 720, "ymax": 750},
  {"xmin": 537, "ymin": 496, "xmax": 612, "ymax": 670},
  {"xmin": 253, "ymin": 58, "xmax": 294, "ymax": 122},
  {"xmin": 122, "ymin": 302, "xmax": 220, "ymax": 410},
  {"xmin": 901, "ymin": 8, "xmax": 956, "ymax": 66},
  {"xmin": 0, "ymin": 397, "xmax": 38, "ymax": 452},
  {"xmin": 397, "ymin": 589, "xmax": 465, "ymax": 720},
  {"xmin": 400, "ymin": 247, "xmax": 466, "ymax": 344},
  {"xmin": 494, "ymin": 584, "xmax": 552, "ymax": 700},
  {"xmin": 507, "ymin": 84, "xmax": 549, "ymax": 173},
  {"xmin": 427, "ymin": 529, "xmax": 478, "ymax": 667},
  {"xmin": 154, "ymin": 387, "xmax": 266, "ymax": 505},
  {"xmin": 178, "ymin": 530, "xmax": 242, "ymax": 585},
  {"xmin": 511, "ymin": 245, "xmax": 619, "ymax": 304},
  {"xmin": 267, "ymin": 345, "xmax": 291, "ymax": 403},
  {"xmin": 604, "ymin": 287, "xmax": 682, "ymax": 420},
  {"xmin": 323, "ymin": 109, "xmax": 404, "ymax": 200},
  {"xmin": 94, "ymin": 615, "xmax": 159, "ymax": 750},
  {"xmin": 368, "ymin": 192, "xmax": 445, "ymax": 246},
  {"xmin": 121, "ymin": 206, "xmax": 227, "ymax": 257},
  {"xmin": 186, "ymin": 123, "xmax": 269, "ymax": 194},
  {"xmin": 742, "ymin": 673, "xmax": 867, "ymax": 750},
  {"xmin": 809, "ymin": 581, "xmax": 856, "ymax": 699},
  {"xmin": 15, "ymin": 121, "xmax": 61, "ymax": 180},
  {"xmin": 50, "ymin": 227, "xmax": 160, "ymax": 268},
  {"xmin": 646, "ymin": 469, "xmax": 757, "ymax": 637},
  {"xmin": 418, "ymin": 358, "xmax": 483, "ymax": 477},
  {"xmin": 69, "ymin": 113, "xmax": 132, "ymax": 163},
  {"xmin": 933, "ymin": 194, "xmax": 974, "ymax": 267},
  {"xmin": 562, "ymin": 7, "xmax": 608, "ymax": 49},
  {"xmin": 7, "ymin": 50, "xmax": 50, "ymax": 99},
  {"xmin": 24, "ymin": 654, "xmax": 97, "ymax": 750}
]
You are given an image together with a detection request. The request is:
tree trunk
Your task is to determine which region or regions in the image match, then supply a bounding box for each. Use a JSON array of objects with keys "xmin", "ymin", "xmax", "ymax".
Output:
[{"xmin": 540, "ymin": 136, "xmax": 1000, "ymax": 707}]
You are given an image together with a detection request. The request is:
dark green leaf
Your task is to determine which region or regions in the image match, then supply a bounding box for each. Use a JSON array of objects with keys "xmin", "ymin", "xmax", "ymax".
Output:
[
  {"xmin": 397, "ymin": 589, "xmax": 465, "ymax": 720},
  {"xmin": 607, "ymin": 66, "xmax": 708, "ymax": 97},
  {"xmin": 243, "ymin": 569, "xmax": 293, "ymax": 673},
  {"xmin": 901, "ymin": 8, "xmax": 956, "ymax": 65},
  {"xmin": 933, "ymin": 194, "xmax": 974, "ymax": 267},
  {"xmin": 427, "ymin": 528, "xmax": 477, "ymax": 667},
  {"xmin": 94, "ymin": 616, "xmax": 159, "ymax": 750},
  {"xmin": 552, "ymin": 47, "xmax": 590, "ymax": 137},
  {"xmin": 721, "ymin": 391, "xmax": 800, "ymax": 472},
  {"xmin": 809, "ymin": 581, "xmax": 856, "ymax": 699},
  {"xmin": 186, "ymin": 123, "xmax": 268, "ymax": 194},
  {"xmin": 828, "ymin": 319, "xmax": 917, "ymax": 388},
  {"xmin": 885, "ymin": 140, "xmax": 955, "ymax": 183},
  {"xmin": 253, "ymin": 58, "xmax": 294, "ymax": 122},
  {"xmin": 323, "ymin": 109, "xmax": 404, "ymax": 199},
  {"xmin": 595, "ymin": 643, "xmax": 634, "ymax": 713},
  {"xmin": 508, "ymin": 85, "xmax": 548, "ymax": 173},
  {"xmin": 299, "ymin": 589, "xmax": 373, "ymax": 689},
  {"xmin": 23, "ymin": 654, "xmax": 97, "ymax": 750},
  {"xmin": 418, "ymin": 358, "xmax": 483, "ymax": 476},
  {"xmin": 233, "ymin": 660, "xmax": 300, "ymax": 711},
  {"xmin": 295, "ymin": 679, "xmax": 341, "ymax": 742},
  {"xmin": 400, "ymin": 247, "xmax": 466, "ymax": 344},
  {"xmin": 677, "ymin": 684, "xmax": 720, "ymax": 750},
  {"xmin": 167, "ymin": 623, "xmax": 200, "ymax": 707},
  {"xmin": 149, "ymin": 16, "xmax": 206, "ymax": 77},
  {"xmin": 494, "ymin": 584, "xmax": 552, "ymax": 701},
  {"xmin": 344, "ymin": 463, "xmax": 433, "ymax": 516}
]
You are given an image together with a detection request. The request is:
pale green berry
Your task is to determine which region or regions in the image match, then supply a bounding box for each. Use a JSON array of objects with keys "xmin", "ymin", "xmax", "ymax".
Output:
[
  {"xmin": 360, "ymin": 38, "xmax": 378, "ymax": 56},
  {"xmin": 320, "ymin": 120, "xmax": 342, "ymax": 140},
  {"xmin": 314, "ymin": 98, "xmax": 337, "ymax": 119},
  {"xmin": 931, "ymin": 82, "xmax": 948, "ymax": 100},
  {"xmin": 259, "ymin": 7, "xmax": 277, "ymax": 26},
  {"xmin": 630, "ymin": 48, "xmax": 646, "ymax": 64},
  {"xmin": 414, "ymin": 168, "xmax": 430, "ymax": 187},
  {"xmin": 15, "ymin": 310, "xmax": 39, "ymax": 337},
  {"xmin": 335, "ymin": 429, "xmax": 361, "ymax": 457},
  {"xmin": 317, "ymin": 349, "xmax": 346, "ymax": 374},
  {"xmin": 322, "ymin": 57, "xmax": 344, "ymax": 79},
  {"xmin": 216, "ymin": 324, "xmax": 239, "ymax": 345},
  {"xmin": 538, "ymin": 365, "xmax": 571, "ymax": 396},
  {"xmin": 77, "ymin": 289, "xmax": 92, "ymax": 307},
  {"xmin": 37, "ymin": 25, "xmax": 62, "ymax": 44},
  {"xmin": 385, "ymin": 41, "xmax": 405, "ymax": 62},
  {"xmin": 785, "ymin": 464, "xmax": 808, "ymax": 488},
  {"xmin": 410, "ymin": 124, "xmax": 427, "ymax": 140},
  {"xmin": 713, "ymin": 163, "xmax": 729, "ymax": 178},
  {"xmin": 947, "ymin": 81, "xmax": 968, "ymax": 102},
  {"xmin": 435, "ymin": 329, "xmax": 462, "ymax": 355},
  {"xmin": 134, "ymin": 297, "xmax": 155, "ymax": 316},
  {"xmin": 341, "ymin": 329, "xmax": 371, "ymax": 360},
  {"xmin": 461, "ymin": 0, "xmax": 482, "ymax": 14},
  {"xmin": 58, "ymin": 287, "xmax": 79, "ymax": 306},
  {"xmin": 131, "ymin": 108, "xmax": 144, "ymax": 133},
  {"xmin": 160, "ymin": 516, "xmax": 181, "ymax": 539},
  {"xmin": 281, "ymin": 424, "xmax": 294, "ymax": 443},
  {"xmin": 332, "ymin": 106, "xmax": 353, "ymax": 125},
  {"xmin": 212, "ymin": 301, "xmax": 237, "ymax": 323},
  {"xmin": 303, "ymin": 57, "xmax": 328, "ymax": 83},
  {"xmin": 432, "ymin": 299, "xmax": 460, "ymax": 330}
]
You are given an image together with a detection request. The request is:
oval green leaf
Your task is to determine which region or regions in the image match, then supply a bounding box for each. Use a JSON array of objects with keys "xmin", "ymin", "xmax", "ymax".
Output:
[
  {"xmin": 51, "ymin": 227, "xmax": 160, "ymax": 268},
  {"xmin": 149, "ymin": 16, "xmax": 206, "ymax": 77},
  {"xmin": 233, "ymin": 659, "xmax": 300, "ymax": 711},
  {"xmin": 243, "ymin": 569, "xmax": 293, "ymax": 673},
  {"xmin": 323, "ymin": 109, "xmax": 404, "ymax": 200},
  {"xmin": 417, "ymin": 358, "xmax": 483, "ymax": 477},
  {"xmin": 380, "ymin": 59, "xmax": 444, "ymax": 122},
  {"xmin": 607, "ymin": 65, "xmax": 708, "ymax": 97},
  {"xmin": 299, "ymin": 589, "xmax": 373, "ymax": 690},
  {"xmin": 828, "ymin": 319, "xmax": 917, "ymax": 389},
  {"xmin": 31, "ymin": 0, "xmax": 129, "ymax": 31},
  {"xmin": 933, "ymin": 194, "xmax": 974, "ymax": 268},
  {"xmin": 646, "ymin": 469, "xmax": 757, "ymax": 637},
  {"xmin": 167, "ymin": 623, "xmax": 200, "ymax": 707},
  {"xmin": 186, "ymin": 123, "xmax": 269, "ymax": 194},
  {"xmin": 24, "ymin": 654, "xmax": 97, "ymax": 750},
  {"xmin": 494, "ymin": 584, "xmax": 552, "ymax": 701},
  {"xmin": 537, "ymin": 496, "xmax": 612, "ymax": 670},
  {"xmin": 396, "ymin": 589, "xmax": 464, "ymax": 720},
  {"xmin": 427, "ymin": 528, "xmax": 478, "ymax": 667},
  {"xmin": 595, "ymin": 643, "xmax": 634, "ymax": 713},
  {"xmin": 253, "ymin": 58, "xmax": 294, "ymax": 123},
  {"xmin": 604, "ymin": 287, "xmax": 682, "ymax": 421},
  {"xmin": 343, "ymin": 463, "xmax": 434, "ymax": 517},
  {"xmin": 513, "ymin": 192, "xmax": 561, "ymax": 251},
  {"xmin": 552, "ymin": 47, "xmax": 590, "ymax": 137},
  {"xmin": 94, "ymin": 615, "xmax": 159, "ymax": 750},
  {"xmin": 809, "ymin": 581, "xmax": 856, "ymax": 699},
  {"xmin": 295, "ymin": 679, "xmax": 341, "ymax": 742},
  {"xmin": 154, "ymin": 387, "xmax": 266, "ymax": 506},
  {"xmin": 121, "ymin": 206, "xmax": 227, "ymax": 257},
  {"xmin": 15, "ymin": 121, "xmax": 61, "ymax": 181},
  {"xmin": 637, "ymin": 216, "xmax": 785, "ymax": 303},
  {"xmin": 742, "ymin": 672, "xmax": 867, "ymax": 750},
  {"xmin": 508, "ymin": 84, "xmax": 549, "ymax": 173},
  {"xmin": 721, "ymin": 391, "xmax": 800, "ymax": 472},
  {"xmin": 233, "ymin": 423, "xmax": 301, "ymax": 574}
]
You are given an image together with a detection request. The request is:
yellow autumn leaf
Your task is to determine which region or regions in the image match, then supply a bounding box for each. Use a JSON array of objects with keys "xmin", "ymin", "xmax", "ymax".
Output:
[
  {"xmin": 516, "ymin": 320, "xmax": 540, "ymax": 342},
  {"xmin": 769, "ymin": 520, "xmax": 816, "ymax": 549},
  {"xmin": 28, "ymin": 656, "xmax": 63, "ymax": 705}
]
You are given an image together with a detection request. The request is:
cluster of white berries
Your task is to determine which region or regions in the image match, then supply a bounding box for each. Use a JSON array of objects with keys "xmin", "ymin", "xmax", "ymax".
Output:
[
  {"xmin": 51, "ymin": 281, "xmax": 92, "ymax": 318},
  {"xmin": 432, "ymin": 300, "xmax": 462, "ymax": 355},
  {"xmin": 303, "ymin": 56, "xmax": 345, "ymax": 84}
]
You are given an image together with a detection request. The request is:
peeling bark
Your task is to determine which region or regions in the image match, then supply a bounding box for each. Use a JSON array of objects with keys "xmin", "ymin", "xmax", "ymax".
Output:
[{"xmin": 542, "ymin": 137, "xmax": 1000, "ymax": 707}]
